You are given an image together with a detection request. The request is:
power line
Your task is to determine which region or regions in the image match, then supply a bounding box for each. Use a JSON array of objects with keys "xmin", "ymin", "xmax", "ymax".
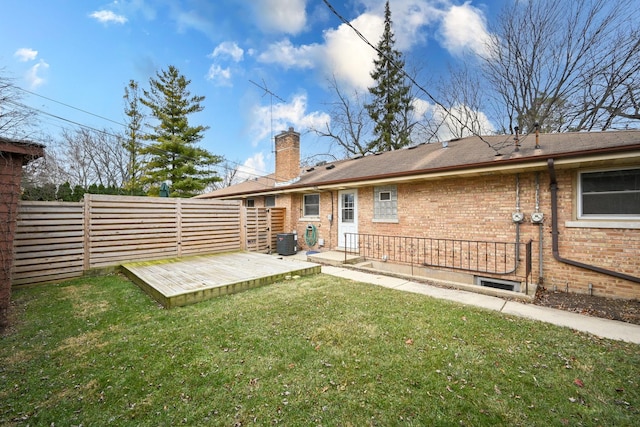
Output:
[
  {"xmin": 9, "ymin": 86, "xmax": 279, "ymax": 174},
  {"xmin": 5, "ymin": 100, "xmax": 123, "ymax": 139},
  {"xmin": 16, "ymin": 85, "xmax": 127, "ymax": 128},
  {"xmin": 8, "ymin": 98, "xmax": 277, "ymax": 183},
  {"xmin": 321, "ymin": 0, "xmax": 504, "ymax": 153}
]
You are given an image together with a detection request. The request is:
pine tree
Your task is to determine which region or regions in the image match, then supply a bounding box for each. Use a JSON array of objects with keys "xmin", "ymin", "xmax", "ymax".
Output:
[
  {"xmin": 56, "ymin": 182, "xmax": 73, "ymax": 201},
  {"xmin": 365, "ymin": 1, "xmax": 414, "ymax": 151},
  {"xmin": 140, "ymin": 65, "xmax": 222, "ymax": 197},
  {"xmin": 123, "ymin": 80, "xmax": 145, "ymax": 195}
]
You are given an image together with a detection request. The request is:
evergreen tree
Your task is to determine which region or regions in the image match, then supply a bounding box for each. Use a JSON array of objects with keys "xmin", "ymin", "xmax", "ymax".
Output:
[
  {"xmin": 72, "ymin": 185, "xmax": 85, "ymax": 202},
  {"xmin": 56, "ymin": 182, "xmax": 73, "ymax": 201},
  {"xmin": 140, "ymin": 65, "xmax": 222, "ymax": 197},
  {"xmin": 365, "ymin": 1, "xmax": 414, "ymax": 151},
  {"xmin": 123, "ymin": 80, "xmax": 145, "ymax": 195}
]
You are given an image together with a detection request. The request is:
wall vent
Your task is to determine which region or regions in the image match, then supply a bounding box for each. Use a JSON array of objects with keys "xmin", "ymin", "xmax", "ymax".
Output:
[{"xmin": 476, "ymin": 277, "xmax": 521, "ymax": 292}]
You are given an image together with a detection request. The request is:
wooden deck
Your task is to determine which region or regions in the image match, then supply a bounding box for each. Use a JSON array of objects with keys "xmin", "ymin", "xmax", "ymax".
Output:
[{"xmin": 121, "ymin": 252, "xmax": 321, "ymax": 308}]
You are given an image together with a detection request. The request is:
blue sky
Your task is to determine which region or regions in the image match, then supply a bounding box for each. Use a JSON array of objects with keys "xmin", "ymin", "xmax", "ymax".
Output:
[{"xmin": 1, "ymin": 0, "xmax": 504, "ymax": 179}]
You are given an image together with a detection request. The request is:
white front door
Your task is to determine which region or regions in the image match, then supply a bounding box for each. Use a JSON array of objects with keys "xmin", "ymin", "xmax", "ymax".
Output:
[{"xmin": 338, "ymin": 189, "xmax": 358, "ymax": 249}]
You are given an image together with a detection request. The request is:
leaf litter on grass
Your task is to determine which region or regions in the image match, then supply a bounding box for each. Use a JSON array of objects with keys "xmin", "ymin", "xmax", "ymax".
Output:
[{"xmin": 1, "ymin": 274, "xmax": 639, "ymax": 426}]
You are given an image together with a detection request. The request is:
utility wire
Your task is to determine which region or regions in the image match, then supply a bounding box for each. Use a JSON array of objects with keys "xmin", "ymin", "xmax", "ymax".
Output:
[
  {"xmin": 15, "ymin": 86, "xmax": 127, "ymax": 128},
  {"xmin": 8, "ymin": 97, "xmax": 278, "ymax": 187},
  {"xmin": 321, "ymin": 0, "xmax": 506, "ymax": 153},
  {"xmin": 9, "ymin": 88, "xmax": 280, "ymax": 180}
]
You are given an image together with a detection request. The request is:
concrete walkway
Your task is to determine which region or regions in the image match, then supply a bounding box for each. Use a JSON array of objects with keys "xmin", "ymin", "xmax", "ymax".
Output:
[{"xmin": 320, "ymin": 265, "xmax": 640, "ymax": 345}]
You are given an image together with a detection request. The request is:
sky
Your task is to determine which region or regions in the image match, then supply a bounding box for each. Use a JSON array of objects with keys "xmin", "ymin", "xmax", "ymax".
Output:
[{"xmin": 0, "ymin": 0, "xmax": 505, "ymax": 180}]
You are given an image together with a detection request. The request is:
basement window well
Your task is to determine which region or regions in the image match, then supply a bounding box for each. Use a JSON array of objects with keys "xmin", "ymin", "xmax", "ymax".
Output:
[{"xmin": 476, "ymin": 277, "xmax": 521, "ymax": 292}]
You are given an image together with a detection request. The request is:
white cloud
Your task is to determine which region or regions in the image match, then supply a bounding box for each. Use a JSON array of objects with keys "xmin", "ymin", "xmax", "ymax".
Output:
[
  {"xmin": 254, "ymin": 0, "xmax": 306, "ymax": 35},
  {"xmin": 236, "ymin": 152, "xmax": 268, "ymax": 182},
  {"xmin": 391, "ymin": 0, "xmax": 443, "ymax": 50},
  {"xmin": 175, "ymin": 9, "xmax": 215, "ymax": 37},
  {"xmin": 250, "ymin": 93, "xmax": 330, "ymax": 145},
  {"xmin": 14, "ymin": 48, "xmax": 38, "ymax": 62},
  {"xmin": 26, "ymin": 60, "xmax": 49, "ymax": 89},
  {"xmin": 257, "ymin": 39, "xmax": 319, "ymax": 69},
  {"xmin": 90, "ymin": 10, "xmax": 128, "ymax": 24},
  {"xmin": 439, "ymin": 2, "xmax": 491, "ymax": 57},
  {"xmin": 257, "ymin": 2, "xmax": 440, "ymax": 93},
  {"xmin": 252, "ymin": 0, "xmax": 491, "ymax": 100},
  {"xmin": 206, "ymin": 64, "xmax": 232, "ymax": 86},
  {"xmin": 322, "ymin": 12, "xmax": 384, "ymax": 91},
  {"xmin": 211, "ymin": 41, "xmax": 244, "ymax": 62}
]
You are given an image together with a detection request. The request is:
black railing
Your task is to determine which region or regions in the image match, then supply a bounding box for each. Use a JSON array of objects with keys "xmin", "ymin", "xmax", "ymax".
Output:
[{"xmin": 344, "ymin": 233, "xmax": 527, "ymax": 276}]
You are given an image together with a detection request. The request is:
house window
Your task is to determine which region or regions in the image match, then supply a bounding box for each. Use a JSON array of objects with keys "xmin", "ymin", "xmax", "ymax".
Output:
[
  {"xmin": 246, "ymin": 199, "xmax": 255, "ymax": 207},
  {"xmin": 265, "ymin": 196, "xmax": 276, "ymax": 207},
  {"xmin": 341, "ymin": 192, "xmax": 354, "ymax": 223},
  {"xmin": 579, "ymin": 168, "xmax": 640, "ymax": 218},
  {"xmin": 374, "ymin": 185, "xmax": 397, "ymax": 221},
  {"xmin": 303, "ymin": 194, "xmax": 320, "ymax": 217}
]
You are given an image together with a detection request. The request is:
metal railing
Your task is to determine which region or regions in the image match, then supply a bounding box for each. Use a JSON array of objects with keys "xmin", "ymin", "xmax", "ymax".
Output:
[{"xmin": 344, "ymin": 233, "xmax": 525, "ymax": 276}]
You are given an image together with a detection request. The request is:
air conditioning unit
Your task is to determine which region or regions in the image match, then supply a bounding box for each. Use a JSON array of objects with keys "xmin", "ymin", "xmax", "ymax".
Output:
[{"xmin": 276, "ymin": 233, "xmax": 296, "ymax": 256}]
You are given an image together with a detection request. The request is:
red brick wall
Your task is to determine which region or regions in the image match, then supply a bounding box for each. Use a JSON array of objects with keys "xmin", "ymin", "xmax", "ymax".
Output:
[
  {"xmin": 274, "ymin": 128, "xmax": 300, "ymax": 183},
  {"xmin": 544, "ymin": 169, "xmax": 640, "ymax": 299},
  {"xmin": 0, "ymin": 155, "xmax": 23, "ymax": 328},
  {"xmin": 283, "ymin": 169, "xmax": 640, "ymax": 299}
]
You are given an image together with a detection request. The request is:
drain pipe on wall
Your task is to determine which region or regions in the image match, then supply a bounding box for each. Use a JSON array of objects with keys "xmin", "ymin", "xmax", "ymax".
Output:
[
  {"xmin": 547, "ymin": 158, "xmax": 640, "ymax": 284},
  {"xmin": 513, "ymin": 174, "xmax": 522, "ymax": 260},
  {"xmin": 535, "ymin": 172, "xmax": 544, "ymax": 282}
]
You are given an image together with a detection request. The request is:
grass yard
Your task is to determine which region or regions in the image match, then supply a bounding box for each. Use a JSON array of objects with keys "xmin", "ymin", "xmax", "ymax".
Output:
[{"xmin": 1, "ymin": 274, "xmax": 639, "ymax": 426}]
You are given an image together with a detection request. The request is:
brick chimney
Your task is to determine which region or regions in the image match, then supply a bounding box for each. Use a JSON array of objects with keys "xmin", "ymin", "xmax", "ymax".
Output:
[{"xmin": 274, "ymin": 127, "xmax": 300, "ymax": 183}]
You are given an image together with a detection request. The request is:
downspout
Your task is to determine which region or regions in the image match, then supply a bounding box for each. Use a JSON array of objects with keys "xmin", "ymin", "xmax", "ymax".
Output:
[
  {"xmin": 547, "ymin": 158, "xmax": 640, "ymax": 284},
  {"xmin": 535, "ymin": 172, "xmax": 543, "ymax": 282},
  {"xmin": 515, "ymin": 174, "xmax": 521, "ymax": 261}
]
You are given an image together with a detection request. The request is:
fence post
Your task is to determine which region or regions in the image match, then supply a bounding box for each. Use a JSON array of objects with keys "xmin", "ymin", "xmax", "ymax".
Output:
[
  {"xmin": 267, "ymin": 208, "xmax": 273, "ymax": 253},
  {"xmin": 176, "ymin": 199, "xmax": 182, "ymax": 257},
  {"xmin": 240, "ymin": 205, "xmax": 247, "ymax": 251},
  {"xmin": 83, "ymin": 194, "xmax": 91, "ymax": 272}
]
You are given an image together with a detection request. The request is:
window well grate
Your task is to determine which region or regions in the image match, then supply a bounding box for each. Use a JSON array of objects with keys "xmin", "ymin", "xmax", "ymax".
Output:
[{"xmin": 477, "ymin": 277, "xmax": 520, "ymax": 292}]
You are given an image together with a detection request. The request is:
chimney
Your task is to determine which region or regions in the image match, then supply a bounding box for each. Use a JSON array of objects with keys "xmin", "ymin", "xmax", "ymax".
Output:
[{"xmin": 274, "ymin": 127, "xmax": 300, "ymax": 183}]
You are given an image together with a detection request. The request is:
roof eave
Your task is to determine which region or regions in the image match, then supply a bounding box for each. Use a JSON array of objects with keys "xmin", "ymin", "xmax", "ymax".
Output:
[{"xmin": 205, "ymin": 144, "xmax": 640, "ymax": 198}]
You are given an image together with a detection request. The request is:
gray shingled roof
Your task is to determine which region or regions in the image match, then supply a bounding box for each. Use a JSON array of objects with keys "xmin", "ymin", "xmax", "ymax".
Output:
[{"xmin": 198, "ymin": 130, "xmax": 640, "ymax": 198}]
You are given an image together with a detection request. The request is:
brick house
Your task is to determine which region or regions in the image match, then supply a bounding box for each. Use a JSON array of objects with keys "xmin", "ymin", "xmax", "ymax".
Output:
[
  {"xmin": 198, "ymin": 128, "xmax": 640, "ymax": 300},
  {"xmin": 0, "ymin": 136, "xmax": 44, "ymax": 329}
]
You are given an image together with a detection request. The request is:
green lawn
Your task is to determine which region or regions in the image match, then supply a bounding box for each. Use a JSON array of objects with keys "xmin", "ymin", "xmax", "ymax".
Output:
[{"xmin": 1, "ymin": 274, "xmax": 638, "ymax": 426}]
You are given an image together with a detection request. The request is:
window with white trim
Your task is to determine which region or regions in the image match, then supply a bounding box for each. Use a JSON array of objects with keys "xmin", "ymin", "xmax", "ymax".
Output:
[
  {"xmin": 579, "ymin": 168, "xmax": 640, "ymax": 218},
  {"xmin": 265, "ymin": 196, "xmax": 276, "ymax": 207},
  {"xmin": 246, "ymin": 199, "xmax": 255, "ymax": 208},
  {"xmin": 374, "ymin": 185, "xmax": 397, "ymax": 221},
  {"xmin": 303, "ymin": 193, "xmax": 320, "ymax": 217}
]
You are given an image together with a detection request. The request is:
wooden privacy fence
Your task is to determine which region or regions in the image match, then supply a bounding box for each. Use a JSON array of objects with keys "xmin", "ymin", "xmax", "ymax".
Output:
[{"xmin": 13, "ymin": 194, "xmax": 286, "ymax": 286}]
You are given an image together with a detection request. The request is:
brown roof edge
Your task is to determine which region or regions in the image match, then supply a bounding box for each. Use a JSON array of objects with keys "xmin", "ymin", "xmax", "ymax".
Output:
[
  {"xmin": 0, "ymin": 137, "xmax": 45, "ymax": 162},
  {"xmin": 205, "ymin": 143, "xmax": 640, "ymax": 198}
]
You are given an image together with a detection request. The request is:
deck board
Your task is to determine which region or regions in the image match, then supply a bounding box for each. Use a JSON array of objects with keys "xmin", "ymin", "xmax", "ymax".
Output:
[{"xmin": 121, "ymin": 252, "xmax": 321, "ymax": 308}]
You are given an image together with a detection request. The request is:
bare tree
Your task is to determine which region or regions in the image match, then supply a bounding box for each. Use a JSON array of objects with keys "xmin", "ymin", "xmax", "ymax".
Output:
[
  {"xmin": 123, "ymin": 80, "xmax": 146, "ymax": 194},
  {"xmin": 0, "ymin": 70, "xmax": 36, "ymax": 139},
  {"xmin": 415, "ymin": 66, "xmax": 491, "ymax": 141},
  {"xmin": 483, "ymin": 0, "xmax": 640, "ymax": 133},
  {"xmin": 57, "ymin": 127, "xmax": 128, "ymax": 189},
  {"xmin": 21, "ymin": 140, "xmax": 66, "ymax": 188},
  {"xmin": 208, "ymin": 161, "xmax": 238, "ymax": 190},
  {"xmin": 314, "ymin": 75, "xmax": 373, "ymax": 157}
]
